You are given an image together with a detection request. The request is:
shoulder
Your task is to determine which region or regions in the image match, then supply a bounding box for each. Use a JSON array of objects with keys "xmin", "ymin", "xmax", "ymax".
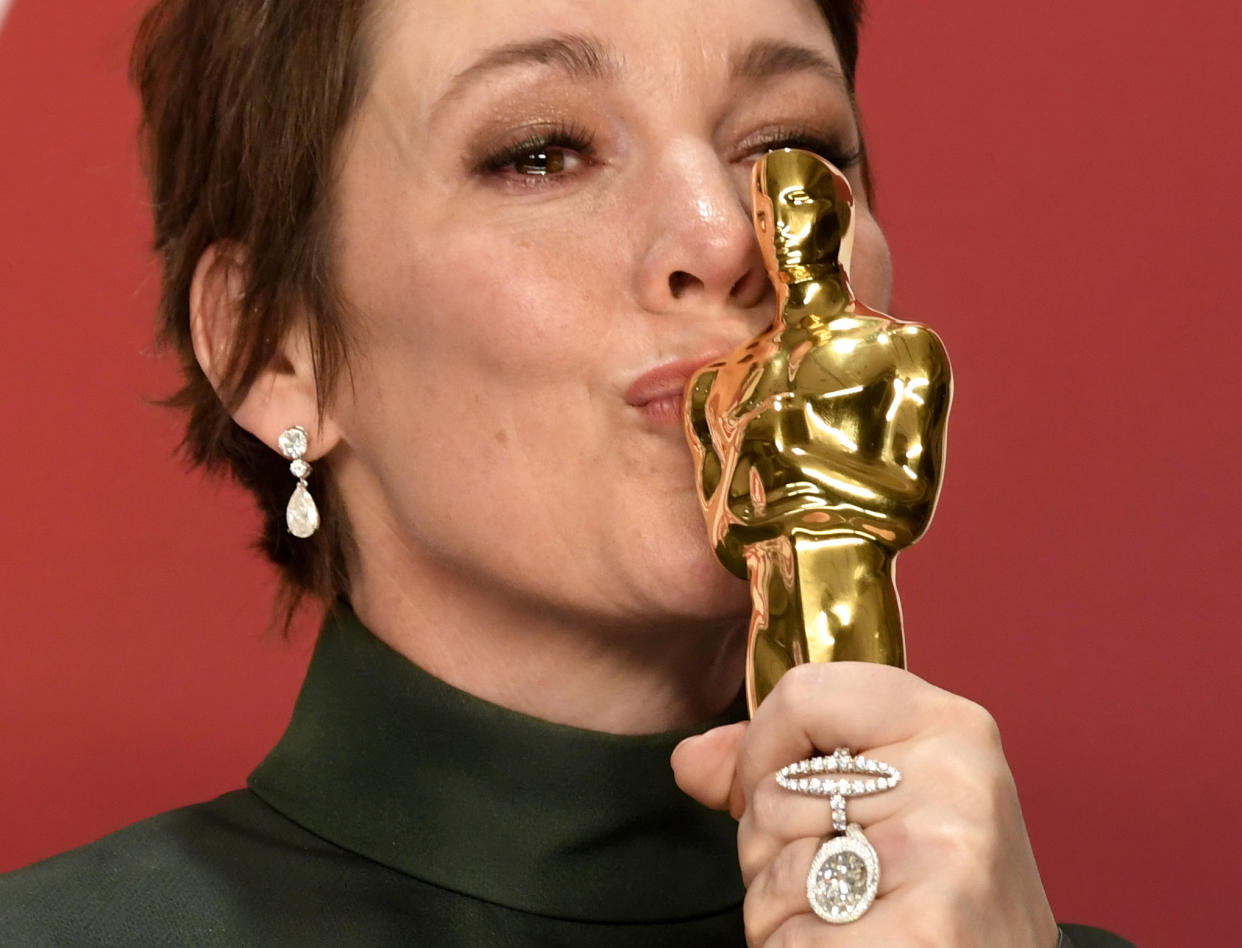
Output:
[
  {"xmin": 882, "ymin": 319, "xmax": 949, "ymax": 366},
  {"xmin": 0, "ymin": 790, "xmax": 346, "ymax": 947}
]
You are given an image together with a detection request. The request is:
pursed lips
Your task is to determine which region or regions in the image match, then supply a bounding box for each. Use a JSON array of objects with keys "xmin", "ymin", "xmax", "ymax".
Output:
[{"xmin": 624, "ymin": 355, "xmax": 725, "ymax": 426}]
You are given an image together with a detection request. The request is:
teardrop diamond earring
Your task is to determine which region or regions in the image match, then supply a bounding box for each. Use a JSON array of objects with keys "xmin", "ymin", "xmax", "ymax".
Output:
[{"xmin": 278, "ymin": 426, "xmax": 320, "ymax": 539}]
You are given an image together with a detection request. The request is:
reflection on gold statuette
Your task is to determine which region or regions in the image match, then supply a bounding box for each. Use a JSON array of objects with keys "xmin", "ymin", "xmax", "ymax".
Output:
[{"xmin": 683, "ymin": 149, "xmax": 953, "ymax": 714}]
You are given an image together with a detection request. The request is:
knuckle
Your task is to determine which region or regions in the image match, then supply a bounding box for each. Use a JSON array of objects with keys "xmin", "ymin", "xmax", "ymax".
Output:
[
  {"xmin": 872, "ymin": 810, "xmax": 915, "ymax": 863},
  {"xmin": 748, "ymin": 780, "xmax": 786, "ymax": 834},
  {"xmin": 768, "ymin": 840, "xmax": 809, "ymax": 895},
  {"xmin": 736, "ymin": 742, "xmax": 767, "ymax": 800},
  {"xmin": 741, "ymin": 860, "xmax": 789, "ymax": 948},
  {"xmin": 955, "ymin": 697, "xmax": 1003, "ymax": 748},
  {"xmin": 741, "ymin": 888, "xmax": 766, "ymax": 946},
  {"xmin": 955, "ymin": 753, "xmax": 1018, "ymax": 831},
  {"xmin": 760, "ymin": 919, "xmax": 802, "ymax": 948},
  {"xmin": 735, "ymin": 822, "xmax": 757, "ymax": 877},
  {"xmin": 771, "ymin": 661, "xmax": 827, "ymax": 711},
  {"xmin": 737, "ymin": 837, "xmax": 769, "ymax": 887},
  {"xmin": 927, "ymin": 816, "xmax": 989, "ymax": 868}
]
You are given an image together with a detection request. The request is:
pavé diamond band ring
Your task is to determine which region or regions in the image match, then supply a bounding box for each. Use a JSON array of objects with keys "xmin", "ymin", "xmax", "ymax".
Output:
[{"xmin": 775, "ymin": 746, "xmax": 901, "ymax": 924}]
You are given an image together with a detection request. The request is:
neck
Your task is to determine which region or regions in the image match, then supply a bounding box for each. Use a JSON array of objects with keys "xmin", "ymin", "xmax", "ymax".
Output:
[
  {"xmin": 343, "ymin": 515, "xmax": 747, "ymax": 735},
  {"xmin": 777, "ymin": 267, "xmax": 854, "ymax": 324}
]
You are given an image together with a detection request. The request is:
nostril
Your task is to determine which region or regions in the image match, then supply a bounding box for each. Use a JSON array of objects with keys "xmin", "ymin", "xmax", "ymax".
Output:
[{"xmin": 668, "ymin": 270, "xmax": 701, "ymax": 299}]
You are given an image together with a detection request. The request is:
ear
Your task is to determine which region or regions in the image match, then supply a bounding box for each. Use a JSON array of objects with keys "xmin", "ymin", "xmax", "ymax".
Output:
[{"xmin": 189, "ymin": 243, "xmax": 342, "ymax": 462}]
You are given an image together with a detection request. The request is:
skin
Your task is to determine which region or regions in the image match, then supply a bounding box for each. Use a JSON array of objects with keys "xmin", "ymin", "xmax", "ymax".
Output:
[{"xmin": 190, "ymin": 0, "xmax": 1058, "ymax": 942}]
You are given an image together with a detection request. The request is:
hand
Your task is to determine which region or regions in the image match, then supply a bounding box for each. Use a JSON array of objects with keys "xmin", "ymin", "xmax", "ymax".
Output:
[{"xmin": 671, "ymin": 662, "xmax": 1058, "ymax": 946}]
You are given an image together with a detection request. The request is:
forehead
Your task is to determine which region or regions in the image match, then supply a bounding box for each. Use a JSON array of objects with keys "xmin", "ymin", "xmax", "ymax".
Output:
[{"xmin": 367, "ymin": 0, "xmax": 842, "ymax": 115}]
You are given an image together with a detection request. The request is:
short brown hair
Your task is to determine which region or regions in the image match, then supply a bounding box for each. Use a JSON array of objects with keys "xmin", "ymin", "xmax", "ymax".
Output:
[{"xmin": 130, "ymin": 0, "xmax": 867, "ymax": 625}]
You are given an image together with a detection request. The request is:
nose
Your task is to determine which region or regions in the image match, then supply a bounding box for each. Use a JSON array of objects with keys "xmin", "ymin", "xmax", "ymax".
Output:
[{"xmin": 633, "ymin": 144, "xmax": 771, "ymax": 315}]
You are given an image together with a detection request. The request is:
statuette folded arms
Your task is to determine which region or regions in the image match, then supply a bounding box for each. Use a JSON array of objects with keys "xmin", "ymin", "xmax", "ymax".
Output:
[{"xmin": 682, "ymin": 149, "xmax": 953, "ymax": 713}]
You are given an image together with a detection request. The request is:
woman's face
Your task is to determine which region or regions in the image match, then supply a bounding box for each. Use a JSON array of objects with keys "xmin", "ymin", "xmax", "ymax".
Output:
[{"xmin": 328, "ymin": 0, "xmax": 892, "ymax": 631}]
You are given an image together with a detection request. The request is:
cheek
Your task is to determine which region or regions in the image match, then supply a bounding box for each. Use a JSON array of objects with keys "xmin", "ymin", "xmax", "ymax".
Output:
[
  {"xmin": 336, "ymin": 225, "xmax": 616, "ymax": 449},
  {"xmin": 851, "ymin": 214, "xmax": 893, "ymax": 312},
  {"xmin": 330, "ymin": 190, "xmax": 635, "ymax": 515},
  {"xmin": 331, "ymin": 135, "xmax": 620, "ymax": 393}
]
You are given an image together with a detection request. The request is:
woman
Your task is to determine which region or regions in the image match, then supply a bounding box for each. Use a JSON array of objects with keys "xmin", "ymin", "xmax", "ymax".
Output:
[{"xmin": 0, "ymin": 0, "xmax": 1134, "ymax": 944}]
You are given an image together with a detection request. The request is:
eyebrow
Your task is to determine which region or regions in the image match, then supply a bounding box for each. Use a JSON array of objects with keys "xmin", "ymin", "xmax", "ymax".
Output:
[
  {"xmin": 433, "ymin": 33, "xmax": 618, "ymax": 116},
  {"xmin": 429, "ymin": 34, "xmax": 848, "ymax": 122},
  {"xmin": 730, "ymin": 40, "xmax": 849, "ymax": 92}
]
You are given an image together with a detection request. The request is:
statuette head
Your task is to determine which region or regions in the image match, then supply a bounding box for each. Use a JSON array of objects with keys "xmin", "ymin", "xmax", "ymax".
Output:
[{"xmin": 752, "ymin": 148, "xmax": 855, "ymax": 284}]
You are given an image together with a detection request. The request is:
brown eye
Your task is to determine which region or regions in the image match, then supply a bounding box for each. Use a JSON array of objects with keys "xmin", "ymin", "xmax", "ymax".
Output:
[
  {"xmin": 475, "ymin": 125, "xmax": 596, "ymax": 183},
  {"xmin": 512, "ymin": 147, "xmax": 568, "ymax": 176}
]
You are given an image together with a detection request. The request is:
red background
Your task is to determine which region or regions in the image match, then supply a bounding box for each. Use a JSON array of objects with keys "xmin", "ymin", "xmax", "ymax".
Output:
[{"xmin": 2, "ymin": 2, "xmax": 1238, "ymax": 944}]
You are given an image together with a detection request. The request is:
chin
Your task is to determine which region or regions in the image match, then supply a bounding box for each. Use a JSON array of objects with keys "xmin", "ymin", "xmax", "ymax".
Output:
[
  {"xmin": 618, "ymin": 489, "xmax": 751, "ymax": 620},
  {"xmin": 646, "ymin": 543, "xmax": 751, "ymax": 622}
]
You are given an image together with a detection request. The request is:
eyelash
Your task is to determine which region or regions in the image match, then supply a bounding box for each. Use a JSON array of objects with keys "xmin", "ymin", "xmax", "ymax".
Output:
[
  {"xmin": 474, "ymin": 123, "xmax": 862, "ymax": 184},
  {"xmin": 475, "ymin": 122, "xmax": 597, "ymax": 181},
  {"xmin": 742, "ymin": 128, "xmax": 863, "ymax": 171}
]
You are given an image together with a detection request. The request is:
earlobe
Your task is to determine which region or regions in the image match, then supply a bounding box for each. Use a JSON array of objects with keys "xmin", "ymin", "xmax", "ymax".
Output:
[{"xmin": 188, "ymin": 242, "xmax": 342, "ymax": 462}]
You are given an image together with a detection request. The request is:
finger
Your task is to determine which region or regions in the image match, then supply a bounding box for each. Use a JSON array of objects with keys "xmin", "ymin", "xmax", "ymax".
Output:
[
  {"xmin": 743, "ymin": 766, "xmax": 912, "ymax": 843},
  {"xmin": 735, "ymin": 662, "xmax": 949, "ymax": 802},
  {"xmin": 745, "ymin": 706, "xmax": 1008, "ymax": 837},
  {"xmin": 762, "ymin": 895, "xmax": 907, "ymax": 948},
  {"xmin": 738, "ymin": 771, "xmax": 914, "ymax": 884},
  {"xmin": 739, "ymin": 806, "xmax": 915, "ymax": 893},
  {"xmin": 765, "ymin": 876, "xmax": 1029, "ymax": 948},
  {"xmin": 671, "ymin": 722, "xmax": 748, "ymax": 815},
  {"xmin": 741, "ymin": 837, "xmax": 823, "ymax": 946},
  {"xmin": 738, "ymin": 776, "xmax": 835, "ymax": 882},
  {"xmin": 744, "ymin": 829, "xmax": 917, "ymax": 946}
]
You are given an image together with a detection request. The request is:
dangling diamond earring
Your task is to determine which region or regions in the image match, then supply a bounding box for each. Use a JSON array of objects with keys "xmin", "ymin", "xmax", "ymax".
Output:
[{"xmin": 278, "ymin": 426, "xmax": 320, "ymax": 539}]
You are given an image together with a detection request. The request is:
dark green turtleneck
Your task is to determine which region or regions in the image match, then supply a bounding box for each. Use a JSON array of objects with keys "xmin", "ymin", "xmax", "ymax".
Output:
[
  {"xmin": 0, "ymin": 606, "xmax": 1134, "ymax": 947},
  {"xmin": 0, "ymin": 606, "xmax": 747, "ymax": 946}
]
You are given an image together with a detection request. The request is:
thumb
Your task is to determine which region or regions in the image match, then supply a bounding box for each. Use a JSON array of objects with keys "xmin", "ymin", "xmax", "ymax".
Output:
[{"xmin": 671, "ymin": 721, "xmax": 748, "ymax": 819}]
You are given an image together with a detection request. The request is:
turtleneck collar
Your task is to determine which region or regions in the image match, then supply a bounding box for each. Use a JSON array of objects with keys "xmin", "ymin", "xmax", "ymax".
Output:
[{"xmin": 248, "ymin": 604, "xmax": 747, "ymax": 923}]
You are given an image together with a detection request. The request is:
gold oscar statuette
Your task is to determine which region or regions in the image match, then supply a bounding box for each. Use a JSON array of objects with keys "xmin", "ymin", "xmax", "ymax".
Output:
[{"xmin": 683, "ymin": 149, "xmax": 953, "ymax": 714}]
